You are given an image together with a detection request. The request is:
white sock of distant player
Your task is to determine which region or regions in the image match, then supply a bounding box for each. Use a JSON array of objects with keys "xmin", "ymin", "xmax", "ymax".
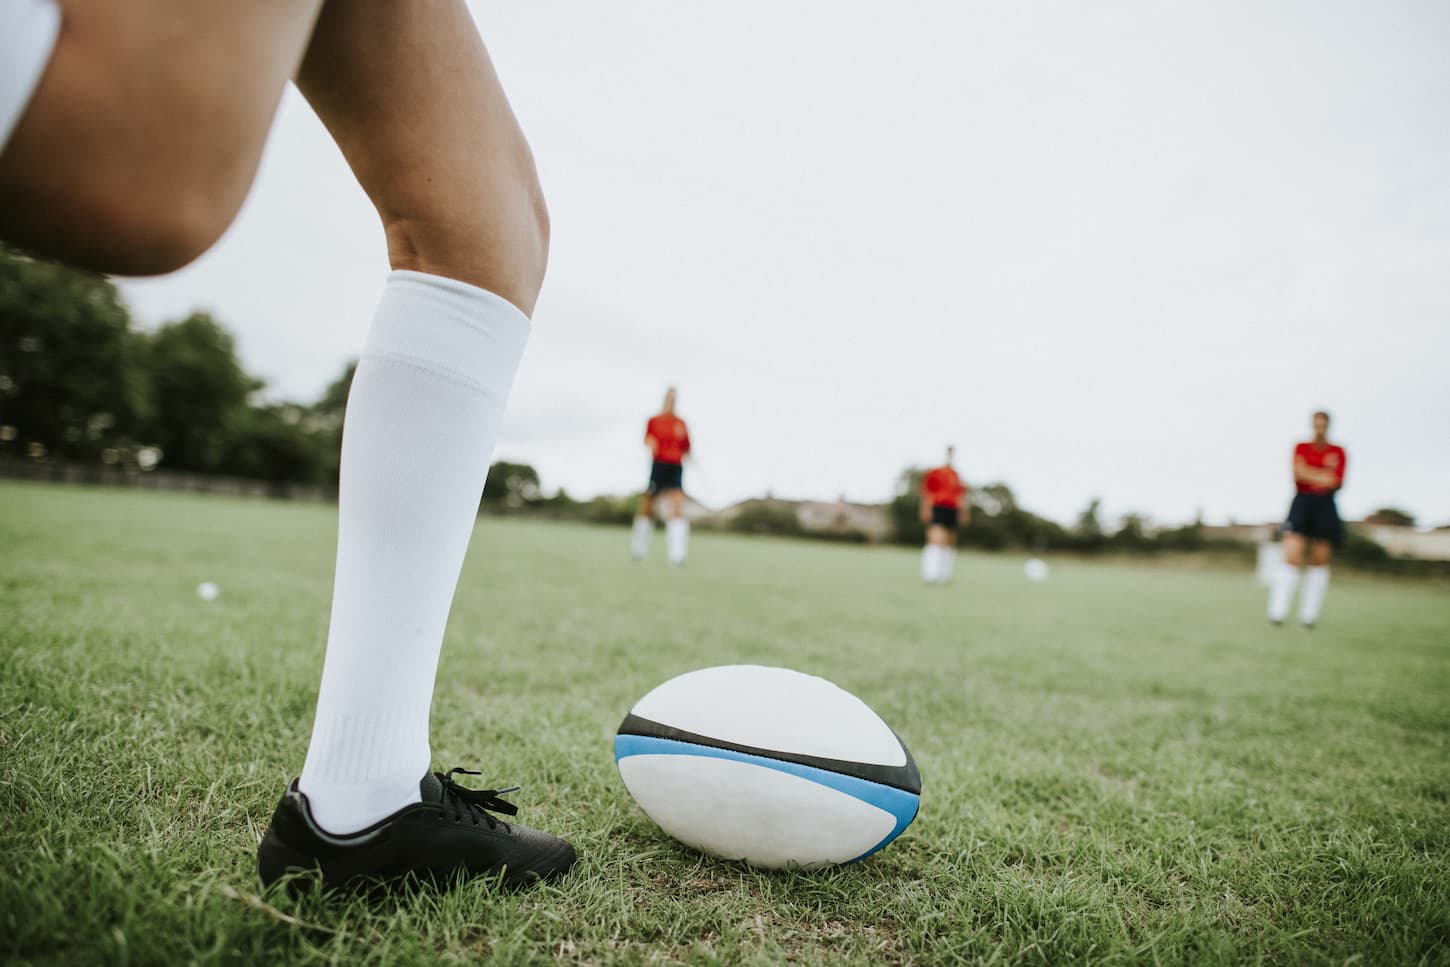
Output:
[
  {"xmin": 1299, "ymin": 566, "xmax": 1329, "ymax": 625},
  {"xmin": 941, "ymin": 547, "xmax": 956, "ymax": 583},
  {"xmin": 924, "ymin": 545, "xmax": 947, "ymax": 583},
  {"xmin": 1267, "ymin": 561, "xmax": 1300, "ymax": 623},
  {"xmin": 630, "ymin": 515, "xmax": 652, "ymax": 559},
  {"xmin": 299, "ymin": 270, "xmax": 529, "ymax": 834},
  {"xmin": 667, "ymin": 517, "xmax": 689, "ymax": 565}
]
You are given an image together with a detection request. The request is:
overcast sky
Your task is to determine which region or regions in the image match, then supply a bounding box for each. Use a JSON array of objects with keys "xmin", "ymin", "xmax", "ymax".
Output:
[{"xmin": 119, "ymin": 1, "xmax": 1449, "ymax": 528}]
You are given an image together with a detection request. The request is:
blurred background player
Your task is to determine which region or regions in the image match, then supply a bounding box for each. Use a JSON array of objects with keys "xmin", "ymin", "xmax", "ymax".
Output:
[
  {"xmin": 1268, "ymin": 411, "xmax": 1347, "ymax": 627},
  {"xmin": 0, "ymin": 0, "xmax": 574, "ymax": 889},
  {"xmin": 631, "ymin": 387, "xmax": 692, "ymax": 565},
  {"xmin": 920, "ymin": 446, "xmax": 970, "ymax": 584}
]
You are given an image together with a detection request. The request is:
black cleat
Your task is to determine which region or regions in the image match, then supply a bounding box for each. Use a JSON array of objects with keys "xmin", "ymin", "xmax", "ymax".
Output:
[
  {"xmin": 1302, "ymin": 622, "xmax": 1316, "ymax": 630},
  {"xmin": 1270, "ymin": 618, "xmax": 1283, "ymax": 627},
  {"xmin": 257, "ymin": 768, "xmax": 576, "ymax": 892}
]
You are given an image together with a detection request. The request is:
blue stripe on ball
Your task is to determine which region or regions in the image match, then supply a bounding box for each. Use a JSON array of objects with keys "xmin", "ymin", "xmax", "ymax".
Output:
[{"xmin": 615, "ymin": 733, "xmax": 919, "ymax": 862}]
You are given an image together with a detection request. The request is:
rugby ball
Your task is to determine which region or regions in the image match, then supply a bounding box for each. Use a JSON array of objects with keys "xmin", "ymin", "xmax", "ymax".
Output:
[
  {"xmin": 1024, "ymin": 558, "xmax": 1049, "ymax": 582},
  {"xmin": 614, "ymin": 665, "xmax": 921, "ymax": 869}
]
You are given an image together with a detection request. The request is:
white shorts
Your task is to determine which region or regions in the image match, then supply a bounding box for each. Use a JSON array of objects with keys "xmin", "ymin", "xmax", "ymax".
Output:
[{"xmin": 0, "ymin": 0, "xmax": 61, "ymax": 153}]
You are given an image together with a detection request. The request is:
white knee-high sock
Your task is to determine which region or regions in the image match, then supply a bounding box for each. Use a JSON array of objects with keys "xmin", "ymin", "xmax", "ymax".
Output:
[
  {"xmin": 941, "ymin": 547, "xmax": 956, "ymax": 584},
  {"xmin": 921, "ymin": 545, "xmax": 938, "ymax": 583},
  {"xmin": 1299, "ymin": 566, "xmax": 1330, "ymax": 625},
  {"xmin": 1267, "ymin": 562, "xmax": 1300, "ymax": 623},
  {"xmin": 666, "ymin": 517, "xmax": 689, "ymax": 565},
  {"xmin": 299, "ymin": 270, "xmax": 529, "ymax": 834},
  {"xmin": 630, "ymin": 515, "xmax": 653, "ymax": 559}
]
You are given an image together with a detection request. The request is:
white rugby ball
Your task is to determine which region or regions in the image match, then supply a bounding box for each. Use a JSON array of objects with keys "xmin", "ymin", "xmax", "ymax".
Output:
[
  {"xmin": 1024, "ymin": 558, "xmax": 1049, "ymax": 582},
  {"xmin": 614, "ymin": 665, "xmax": 921, "ymax": 869}
]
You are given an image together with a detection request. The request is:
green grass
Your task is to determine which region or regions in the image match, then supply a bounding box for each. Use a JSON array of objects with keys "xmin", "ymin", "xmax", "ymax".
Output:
[{"xmin": 2, "ymin": 480, "xmax": 1448, "ymax": 966}]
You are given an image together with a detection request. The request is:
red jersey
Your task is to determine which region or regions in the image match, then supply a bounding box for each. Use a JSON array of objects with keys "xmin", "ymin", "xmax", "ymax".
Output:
[
  {"xmin": 646, "ymin": 413, "xmax": 690, "ymax": 465},
  {"xmin": 1294, "ymin": 441, "xmax": 1346, "ymax": 495},
  {"xmin": 922, "ymin": 465, "xmax": 967, "ymax": 508}
]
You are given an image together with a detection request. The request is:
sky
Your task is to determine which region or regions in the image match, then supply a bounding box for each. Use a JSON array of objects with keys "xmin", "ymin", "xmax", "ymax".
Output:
[{"xmin": 118, "ymin": 1, "xmax": 1450, "ymax": 528}]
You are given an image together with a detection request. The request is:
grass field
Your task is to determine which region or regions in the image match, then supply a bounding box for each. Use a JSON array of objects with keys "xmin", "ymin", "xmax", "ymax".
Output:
[{"xmin": 2, "ymin": 481, "xmax": 1448, "ymax": 966}]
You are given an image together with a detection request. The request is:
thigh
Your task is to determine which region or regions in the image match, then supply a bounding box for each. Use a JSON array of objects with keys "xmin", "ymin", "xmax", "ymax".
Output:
[
  {"xmin": 1308, "ymin": 540, "xmax": 1332, "ymax": 567},
  {"xmin": 0, "ymin": 0, "xmax": 323, "ymax": 273},
  {"xmin": 296, "ymin": 0, "xmax": 547, "ymax": 313}
]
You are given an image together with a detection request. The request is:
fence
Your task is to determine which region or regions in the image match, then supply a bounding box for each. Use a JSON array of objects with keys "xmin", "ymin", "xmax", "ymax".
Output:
[{"xmin": 0, "ymin": 456, "xmax": 333, "ymax": 503}]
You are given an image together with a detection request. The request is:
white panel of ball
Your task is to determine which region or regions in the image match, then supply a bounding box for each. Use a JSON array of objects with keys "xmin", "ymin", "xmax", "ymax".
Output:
[
  {"xmin": 629, "ymin": 665, "xmax": 906, "ymax": 766},
  {"xmin": 617, "ymin": 754, "xmax": 896, "ymax": 869}
]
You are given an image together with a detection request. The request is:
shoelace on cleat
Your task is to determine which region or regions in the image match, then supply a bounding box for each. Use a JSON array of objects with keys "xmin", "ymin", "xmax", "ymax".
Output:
[{"xmin": 437, "ymin": 767, "xmax": 521, "ymax": 830}]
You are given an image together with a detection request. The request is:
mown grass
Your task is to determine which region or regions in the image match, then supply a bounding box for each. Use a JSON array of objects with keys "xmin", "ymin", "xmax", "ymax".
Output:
[{"xmin": 1, "ymin": 480, "xmax": 1447, "ymax": 965}]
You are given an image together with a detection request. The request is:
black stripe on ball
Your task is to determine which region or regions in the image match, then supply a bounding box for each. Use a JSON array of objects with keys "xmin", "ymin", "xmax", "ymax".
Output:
[{"xmin": 617, "ymin": 713, "xmax": 921, "ymax": 794}]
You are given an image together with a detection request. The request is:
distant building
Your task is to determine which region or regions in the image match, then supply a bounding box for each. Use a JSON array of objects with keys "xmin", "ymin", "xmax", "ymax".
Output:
[
  {"xmin": 795, "ymin": 496, "xmax": 893, "ymax": 541},
  {"xmin": 706, "ymin": 495, "xmax": 893, "ymax": 542},
  {"xmin": 1203, "ymin": 520, "xmax": 1450, "ymax": 562},
  {"xmin": 1358, "ymin": 524, "xmax": 1450, "ymax": 562},
  {"xmin": 1201, "ymin": 522, "xmax": 1277, "ymax": 544}
]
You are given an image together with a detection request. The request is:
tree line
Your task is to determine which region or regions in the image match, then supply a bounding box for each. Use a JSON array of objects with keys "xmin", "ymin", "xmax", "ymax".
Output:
[
  {"xmin": 1, "ymin": 245, "xmax": 355, "ymax": 485},
  {"xmin": 885, "ymin": 469, "xmax": 1216, "ymax": 553},
  {"xmin": 3, "ymin": 245, "xmax": 1430, "ymax": 571}
]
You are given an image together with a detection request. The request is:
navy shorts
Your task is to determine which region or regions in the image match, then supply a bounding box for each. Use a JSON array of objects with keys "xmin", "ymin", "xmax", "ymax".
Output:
[
  {"xmin": 929, "ymin": 505, "xmax": 960, "ymax": 530},
  {"xmin": 647, "ymin": 460, "xmax": 684, "ymax": 495},
  {"xmin": 1285, "ymin": 492, "xmax": 1343, "ymax": 546}
]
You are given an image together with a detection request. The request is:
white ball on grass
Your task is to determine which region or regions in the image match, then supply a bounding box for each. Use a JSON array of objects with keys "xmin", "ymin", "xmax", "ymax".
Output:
[
  {"xmin": 1024, "ymin": 558, "xmax": 1049, "ymax": 582},
  {"xmin": 615, "ymin": 665, "xmax": 921, "ymax": 869},
  {"xmin": 196, "ymin": 581, "xmax": 220, "ymax": 601}
]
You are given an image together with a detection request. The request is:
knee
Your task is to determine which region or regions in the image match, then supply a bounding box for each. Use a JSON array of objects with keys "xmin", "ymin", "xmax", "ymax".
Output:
[
  {"xmin": 2, "ymin": 145, "xmax": 246, "ymax": 277},
  {"xmin": 86, "ymin": 177, "xmax": 241, "ymax": 275},
  {"xmin": 381, "ymin": 169, "xmax": 550, "ymax": 317}
]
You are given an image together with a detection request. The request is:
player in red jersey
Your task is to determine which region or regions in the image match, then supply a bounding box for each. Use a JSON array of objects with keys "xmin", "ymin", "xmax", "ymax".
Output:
[
  {"xmin": 919, "ymin": 446, "xmax": 970, "ymax": 584},
  {"xmin": 1267, "ymin": 411, "xmax": 1347, "ymax": 627},
  {"xmin": 631, "ymin": 387, "xmax": 692, "ymax": 565}
]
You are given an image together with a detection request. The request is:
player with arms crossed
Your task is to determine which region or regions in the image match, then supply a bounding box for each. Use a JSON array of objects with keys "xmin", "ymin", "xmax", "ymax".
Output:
[
  {"xmin": 0, "ymin": 0, "xmax": 574, "ymax": 889},
  {"xmin": 1267, "ymin": 410, "xmax": 1347, "ymax": 628},
  {"xmin": 630, "ymin": 387, "xmax": 692, "ymax": 566},
  {"xmin": 920, "ymin": 446, "xmax": 970, "ymax": 584}
]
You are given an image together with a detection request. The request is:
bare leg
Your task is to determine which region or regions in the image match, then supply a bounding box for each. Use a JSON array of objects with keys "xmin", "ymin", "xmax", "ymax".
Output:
[
  {"xmin": 1307, "ymin": 540, "xmax": 1332, "ymax": 567},
  {"xmin": 286, "ymin": 1, "xmax": 547, "ymax": 831},
  {"xmin": 296, "ymin": 0, "xmax": 547, "ymax": 314},
  {"xmin": 0, "ymin": 0, "xmax": 323, "ymax": 273},
  {"xmin": 667, "ymin": 489, "xmax": 686, "ymax": 519},
  {"xmin": 1282, "ymin": 532, "xmax": 1306, "ymax": 567}
]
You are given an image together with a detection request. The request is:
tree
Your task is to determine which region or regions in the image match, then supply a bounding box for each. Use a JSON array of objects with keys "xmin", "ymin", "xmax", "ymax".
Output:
[
  {"xmin": 481, "ymin": 461, "xmax": 541, "ymax": 507},
  {"xmin": 1073, "ymin": 498, "xmax": 1106, "ymax": 551},
  {"xmin": 300, "ymin": 360, "xmax": 356, "ymax": 488},
  {"xmin": 225, "ymin": 403, "xmax": 328, "ymax": 487},
  {"xmin": 0, "ymin": 246, "xmax": 153, "ymax": 462},
  {"xmin": 1365, "ymin": 508, "xmax": 1415, "ymax": 528},
  {"xmin": 132, "ymin": 313, "xmax": 260, "ymax": 473},
  {"xmin": 729, "ymin": 502, "xmax": 805, "ymax": 537},
  {"xmin": 888, "ymin": 468, "xmax": 927, "ymax": 545},
  {"xmin": 1156, "ymin": 521, "xmax": 1207, "ymax": 551},
  {"xmin": 1110, "ymin": 512, "xmax": 1153, "ymax": 552}
]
